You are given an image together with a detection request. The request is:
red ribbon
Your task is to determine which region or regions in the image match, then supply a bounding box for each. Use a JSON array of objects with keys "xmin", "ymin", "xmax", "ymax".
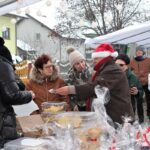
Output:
[{"xmin": 143, "ymin": 127, "xmax": 150, "ymax": 147}]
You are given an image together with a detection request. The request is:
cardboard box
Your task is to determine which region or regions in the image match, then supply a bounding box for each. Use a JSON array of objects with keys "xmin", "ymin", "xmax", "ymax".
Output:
[{"xmin": 16, "ymin": 114, "xmax": 44, "ymax": 138}]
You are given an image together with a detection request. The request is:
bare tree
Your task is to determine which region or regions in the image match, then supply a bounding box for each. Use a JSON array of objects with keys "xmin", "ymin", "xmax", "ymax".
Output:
[{"xmin": 54, "ymin": 0, "xmax": 150, "ymax": 38}]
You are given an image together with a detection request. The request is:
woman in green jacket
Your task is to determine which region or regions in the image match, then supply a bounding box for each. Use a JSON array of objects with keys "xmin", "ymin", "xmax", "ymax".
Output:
[{"xmin": 115, "ymin": 54, "xmax": 144, "ymax": 123}]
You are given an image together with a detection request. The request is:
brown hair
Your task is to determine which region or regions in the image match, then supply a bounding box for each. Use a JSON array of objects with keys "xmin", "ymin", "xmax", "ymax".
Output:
[{"xmin": 34, "ymin": 54, "xmax": 52, "ymax": 69}]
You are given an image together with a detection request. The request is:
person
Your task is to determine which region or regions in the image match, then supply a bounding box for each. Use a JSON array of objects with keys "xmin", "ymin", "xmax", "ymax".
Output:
[
  {"xmin": 55, "ymin": 43, "xmax": 134, "ymax": 124},
  {"xmin": 26, "ymin": 54, "xmax": 70, "ymax": 113},
  {"xmin": 66, "ymin": 47, "xmax": 91, "ymax": 111},
  {"xmin": 115, "ymin": 54, "xmax": 144, "ymax": 123},
  {"xmin": 0, "ymin": 37, "xmax": 35, "ymax": 148},
  {"xmin": 130, "ymin": 46, "xmax": 150, "ymax": 120}
]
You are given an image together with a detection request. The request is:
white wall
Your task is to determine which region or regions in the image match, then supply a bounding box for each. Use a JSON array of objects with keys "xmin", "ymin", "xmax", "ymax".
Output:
[
  {"xmin": 17, "ymin": 17, "xmax": 85, "ymax": 62},
  {"xmin": 17, "ymin": 18, "xmax": 60, "ymax": 60}
]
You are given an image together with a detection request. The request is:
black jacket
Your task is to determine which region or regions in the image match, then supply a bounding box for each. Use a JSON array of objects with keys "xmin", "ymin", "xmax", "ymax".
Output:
[{"xmin": 0, "ymin": 56, "xmax": 32, "ymax": 147}]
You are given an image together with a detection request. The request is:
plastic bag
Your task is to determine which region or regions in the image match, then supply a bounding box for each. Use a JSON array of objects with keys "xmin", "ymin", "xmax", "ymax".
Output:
[{"xmin": 92, "ymin": 85, "xmax": 115, "ymax": 133}]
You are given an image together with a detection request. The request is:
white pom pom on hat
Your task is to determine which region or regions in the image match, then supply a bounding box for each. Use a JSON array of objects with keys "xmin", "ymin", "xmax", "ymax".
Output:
[{"xmin": 92, "ymin": 43, "xmax": 118, "ymax": 59}]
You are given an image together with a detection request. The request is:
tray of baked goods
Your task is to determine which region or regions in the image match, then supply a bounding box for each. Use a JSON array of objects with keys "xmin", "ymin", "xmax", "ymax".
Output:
[
  {"xmin": 54, "ymin": 112, "xmax": 100, "ymax": 129},
  {"xmin": 41, "ymin": 102, "xmax": 67, "ymax": 113},
  {"xmin": 41, "ymin": 102, "xmax": 67, "ymax": 123},
  {"xmin": 54, "ymin": 112, "xmax": 102, "ymax": 150}
]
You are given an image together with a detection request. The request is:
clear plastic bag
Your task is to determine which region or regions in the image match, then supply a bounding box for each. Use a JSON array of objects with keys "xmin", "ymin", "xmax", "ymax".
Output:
[{"xmin": 92, "ymin": 85, "xmax": 115, "ymax": 134}]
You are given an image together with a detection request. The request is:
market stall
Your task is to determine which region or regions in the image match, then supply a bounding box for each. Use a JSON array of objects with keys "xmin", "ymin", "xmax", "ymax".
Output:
[
  {"xmin": 85, "ymin": 21, "xmax": 150, "ymax": 49},
  {"xmin": 3, "ymin": 86, "xmax": 150, "ymax": 150}
]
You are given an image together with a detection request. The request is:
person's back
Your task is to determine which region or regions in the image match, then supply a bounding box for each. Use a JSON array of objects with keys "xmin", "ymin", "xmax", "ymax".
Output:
[
  {"xmin": 0, "ymin": 37, "xmax": 34, "ymax": 148},
  {"xmin": 92, "ymin": 59, "xmax": 134, "ymax": 123}
]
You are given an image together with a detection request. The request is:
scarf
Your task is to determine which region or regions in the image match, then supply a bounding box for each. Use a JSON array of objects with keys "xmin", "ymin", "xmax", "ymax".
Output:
[
  {"xmin": 92, "ymin": 56, "xmax": 113, "ymax": 81},
  {"xmin": 135, "ymin": 56, "xmax": 145, "ymax": 61}
]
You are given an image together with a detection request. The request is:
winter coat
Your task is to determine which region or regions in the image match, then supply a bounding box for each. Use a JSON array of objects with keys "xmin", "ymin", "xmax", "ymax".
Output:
[
  {"xmin": 66, "ymin": 65, "xmax": 91, "ymax": 110},
  {"xmin": 75, "ymin": 59, "xmax": 134, "ymax": 124},
  {"xmin": 0, "ymin": 56, "xmax": 32, "ymax": 148},
  {"xmin": 26, "ymin": 66, "xmax": 70, "ymax": 112},
  {"xmin": 126, "ymin": 68, "xmax": 144, "ymax": 99},
  {"xmin": 130, "ymin": 57, "xmax": 150, "ymax": 86}
]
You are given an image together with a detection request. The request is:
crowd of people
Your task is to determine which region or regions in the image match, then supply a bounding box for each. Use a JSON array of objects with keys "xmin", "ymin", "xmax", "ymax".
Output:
[{"xmin": 0, "ymin": 36, "xmax": 150, "ymax": 148}]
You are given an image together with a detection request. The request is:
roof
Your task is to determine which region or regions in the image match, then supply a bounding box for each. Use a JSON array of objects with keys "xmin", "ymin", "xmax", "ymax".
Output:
[
  {"xmin": 0, "ymin": 0, "xmax": 16, "ymax": 8},
  {"xmin": 85, "ymin": 21, "xmax": 150, "ymax": 48},
  {"xmin": 0, "ymin": 0, "xmax": 41, "ymax": 15},
  {"xmin": 17, "ymin": 40, "xmax": 35, "ymax": 51},
  {"xmin": 26, "ymin": 14, "xmax": 62, "ymax": 38}
]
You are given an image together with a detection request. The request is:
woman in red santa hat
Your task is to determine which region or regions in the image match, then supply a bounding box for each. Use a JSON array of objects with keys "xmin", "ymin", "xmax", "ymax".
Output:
[{"xmin": 55, "ymin": 43, "xmax": 134, "ymax": 124}]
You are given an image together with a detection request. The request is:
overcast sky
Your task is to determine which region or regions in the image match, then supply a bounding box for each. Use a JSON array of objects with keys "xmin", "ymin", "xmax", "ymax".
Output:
[
  {"xmin": 12, "ymin": 0, "xmax": 61, "ymax": 28},
  {"xmin": 11, "ymin": 0, "xmax": 150, "ymax": 29}
]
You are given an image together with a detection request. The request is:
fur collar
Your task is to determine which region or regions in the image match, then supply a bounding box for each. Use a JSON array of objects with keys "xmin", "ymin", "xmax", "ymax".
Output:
[{"xmin": 30, "ymin": 65, "xmax": 59, "ymax": 84}]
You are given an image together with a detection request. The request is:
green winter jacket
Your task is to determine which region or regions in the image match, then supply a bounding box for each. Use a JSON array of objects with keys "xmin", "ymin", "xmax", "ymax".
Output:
[{"xmin": 126, "ymin": 68, "xmax": 144, "ymax": 99}]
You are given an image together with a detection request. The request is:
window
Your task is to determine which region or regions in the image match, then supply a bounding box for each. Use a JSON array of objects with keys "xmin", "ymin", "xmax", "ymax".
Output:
[
  {"xmin": 2, "ymin": 27, "xmax": 10, "ymax": 40},
  {"xmin": 35, "ymin": 33, "xmax": 41, "ymax": 41}
]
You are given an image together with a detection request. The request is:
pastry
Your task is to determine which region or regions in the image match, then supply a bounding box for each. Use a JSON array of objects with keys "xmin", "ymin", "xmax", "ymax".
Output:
[
  {"xmin": 56, "ymin": 116, "xmax": 82, "ymax": 128},
  {"xmin": 87, "ymin": 127, "xmax": 101, "ymax": 140},
  {"xmin": 43, "ymin": 105, "xmax": 64, "ymax": 113}
]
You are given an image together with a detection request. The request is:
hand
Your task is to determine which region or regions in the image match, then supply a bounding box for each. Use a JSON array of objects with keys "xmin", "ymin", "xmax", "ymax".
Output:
[
  {"xmin": 130, "ymin": 87, "xmax": 138, "ymax": 95},
  {"xmin": 29, "ymin": 90, "xmax": 35, "ymax": 99},
  {"xmin": 73, "ymin": 105, "xmax": 79, "ymax": 111},
  {"xmin": 55, "ymin": 86, "xmax": 69, "ymax": 95}
]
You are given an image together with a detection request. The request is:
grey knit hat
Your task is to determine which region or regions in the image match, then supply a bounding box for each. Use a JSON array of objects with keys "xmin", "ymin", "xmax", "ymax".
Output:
[
  {"xmin": 136, "ymin": 46, "xmax": 145, "ymax": 52},
  {"xmin": 67, "ymin": 47, "xmax": 85, "ymax": 67},
  {"xmin": 136, "ymin": 46, "xmax": 146, "ymax": 55}
]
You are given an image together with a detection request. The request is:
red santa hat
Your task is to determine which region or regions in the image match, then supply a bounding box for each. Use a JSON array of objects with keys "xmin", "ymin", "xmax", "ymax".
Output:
[{"xmin": 92, "ymin": 43, "xmax": 118, "ymax": 59}]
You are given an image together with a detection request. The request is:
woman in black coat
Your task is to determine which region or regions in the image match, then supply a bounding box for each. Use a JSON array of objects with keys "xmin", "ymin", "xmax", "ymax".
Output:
[{"xmin": 0, "ymin": 37, "xmax": 35, "ymax": 148}]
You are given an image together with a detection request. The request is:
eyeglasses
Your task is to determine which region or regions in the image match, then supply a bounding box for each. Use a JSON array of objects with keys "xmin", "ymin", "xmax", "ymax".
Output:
[{"xmin": 118, "ymin": 64, "xmax": 126, "ymax": 67}]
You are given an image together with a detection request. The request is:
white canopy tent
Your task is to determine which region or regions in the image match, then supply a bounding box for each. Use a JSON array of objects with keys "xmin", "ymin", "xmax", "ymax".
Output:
[
  {"xmin": 0, "ymin": 0, "xmax": 41, "ymax": 15},
  {"xmin": 85, "ymin": 21, "xmax": 150, "ymax": 48}
]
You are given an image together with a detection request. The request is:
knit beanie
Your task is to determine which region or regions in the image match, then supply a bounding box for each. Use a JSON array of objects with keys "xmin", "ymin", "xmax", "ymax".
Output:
[
  {"xmin": 136, "ymin": 46, "xmax": 145, "ymax": 55},
  {"xmin": 67, "ymin": 47, "xmax": 85, "ymax": 67},
  {"xmin": 0, "ymin": 37, "xmax": 13, "ymax": 63},
  {"xmin": 116, "ymin": 54, "xmax": 130, "ymax": 65},
  {"xmin": 92, "ymin": 43, "xmax": 118, "ymax": 59}
]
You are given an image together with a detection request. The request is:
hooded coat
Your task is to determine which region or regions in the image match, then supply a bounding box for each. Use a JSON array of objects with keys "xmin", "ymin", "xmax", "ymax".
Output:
[{"xmin": 26, "ymin": 66, "xmax": 70, "ymax": 112}]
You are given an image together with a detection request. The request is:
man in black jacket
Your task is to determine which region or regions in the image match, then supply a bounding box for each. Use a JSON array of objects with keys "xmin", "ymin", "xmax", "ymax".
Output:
[{"xmin": 0, "ymin": 37, "xmax": 35, "ymax": 148}]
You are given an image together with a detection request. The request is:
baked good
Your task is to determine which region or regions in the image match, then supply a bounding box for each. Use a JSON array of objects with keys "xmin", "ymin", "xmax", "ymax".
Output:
[
  {"xmin": 87, "ymin": 127, "xmax": 101, "ymax": 140},
  {"xmin": 43, "ymin": 105, "xmax": 64, "ymax": 113},
  {"xmin": 56, "ymin": 116, "xmax": 82, "ymax": 128}
]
